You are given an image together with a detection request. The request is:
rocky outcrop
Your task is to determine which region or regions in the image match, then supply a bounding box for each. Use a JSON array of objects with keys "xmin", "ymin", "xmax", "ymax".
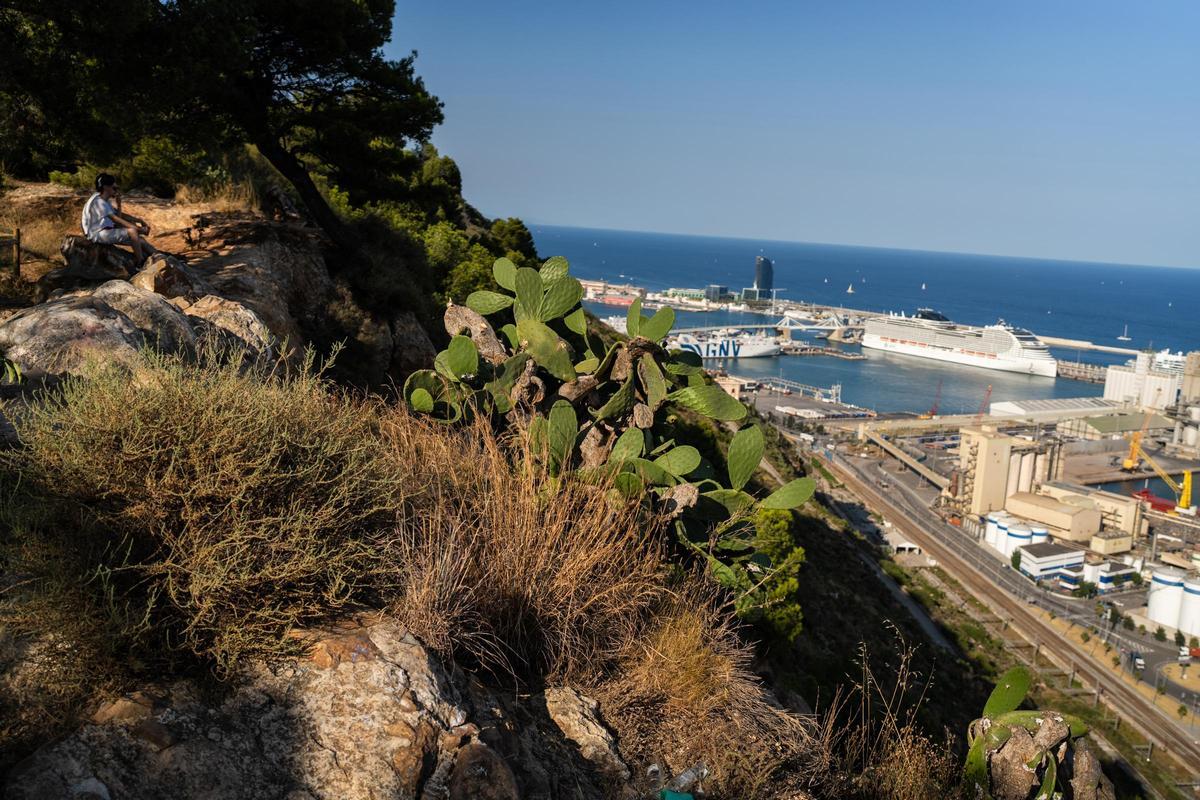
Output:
[
  {"xmin": 0, "ymin": 281, "xmax": 268, "ymax": 378},
  {"xmin": 3, "ymin": 183, "xmax": 436, "ymax": 388},
  {"xmin": 130, "ymin": 253, "xmax": 214, "ymax": 302},
  {"xmin": 5, "ymin": 618, "xmax": 628, "ymax": 800},
  {"xmin": 184, "ymin": 295, "xmax": 276, "ymax": 362}
]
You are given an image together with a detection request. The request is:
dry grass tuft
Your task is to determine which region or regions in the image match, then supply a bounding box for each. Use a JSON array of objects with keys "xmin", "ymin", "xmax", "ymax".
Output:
[
  {"xmin": 381, "ymin": 411, "xmax": 669, "ymax": 681},
  {"xmin": 806, "ymin": 632, "xmax": 958, "ymax": 800},
  {"xmin": 9, "ymin": 350, "xmax": 417, "ymax": 668},
  {"xmin": 595, "ymin": 585, "xmax": 818, "ymax": 799}
]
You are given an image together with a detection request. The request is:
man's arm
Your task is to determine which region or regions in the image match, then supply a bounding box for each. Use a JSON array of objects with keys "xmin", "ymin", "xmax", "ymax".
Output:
[{"xmin": 110, "ymin": 191, "xmax": 150, "ymax": 233}]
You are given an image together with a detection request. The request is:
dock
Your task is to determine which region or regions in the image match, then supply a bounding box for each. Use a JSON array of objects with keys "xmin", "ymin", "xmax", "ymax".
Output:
[
  {"xmin": 1056, "ymin": 361, "xmax": 1106, "ymax": 384},
  {"xmin": 779, "ymin": 341, "xmax": 866, "ymax": 360}
]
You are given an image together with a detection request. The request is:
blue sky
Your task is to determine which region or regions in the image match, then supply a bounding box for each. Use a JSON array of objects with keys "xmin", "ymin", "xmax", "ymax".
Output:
[{"xmin": 387, "ymin": 1, "xmax": 1200, "ymax": 268}]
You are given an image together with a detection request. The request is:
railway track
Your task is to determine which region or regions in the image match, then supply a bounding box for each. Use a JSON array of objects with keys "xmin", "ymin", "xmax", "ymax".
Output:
[{"xmin": 826, "ymin": 457, "xmax": 1200, "ymax": 769}]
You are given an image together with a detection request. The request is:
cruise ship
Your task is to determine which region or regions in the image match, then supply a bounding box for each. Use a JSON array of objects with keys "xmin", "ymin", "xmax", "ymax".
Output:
[{"xmin": 862, "ymin": 309, "xmax": 1057, "ymax": 377}]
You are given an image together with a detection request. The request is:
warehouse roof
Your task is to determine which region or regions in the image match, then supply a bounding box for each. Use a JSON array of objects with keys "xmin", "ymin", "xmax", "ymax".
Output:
[
  {"xmin": 1021, "ymin": 542, "xmax": 1085, "ymax": 559},
  {"xmin": 1007, "ymin": 492, "xmax": 1091, "ymax": 517},
  {"xmin": 990, "ymin": 397, "xmax": 1124, "ymax": 418},
  {"xmin": 1075, "ymin": 412, "xmax": 1171, "ymax": 434}
]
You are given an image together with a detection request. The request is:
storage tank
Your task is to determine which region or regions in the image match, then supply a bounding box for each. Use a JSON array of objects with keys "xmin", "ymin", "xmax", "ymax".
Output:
[
  {"xmin": 1180, "ymin": 577, "xmax": 1200, "ymax": 638},
  {"xmin": 1006, "ymin": 524, "xmax": 1033, "ymax": 558},
  {"xmin": 1147, "ymin": 568, "xmax": 1186, "ymax": 630},
  {"xmin": 992, "ymin": 516, "xmax": 1012, "ymax": 554},
  {"xmin": 985, "ymin": 513, "xmax": 1000, "ymax": 548},
  {"xmin": 1031, "ymin": 526, "xmax": 1049, "ymax": 545}
]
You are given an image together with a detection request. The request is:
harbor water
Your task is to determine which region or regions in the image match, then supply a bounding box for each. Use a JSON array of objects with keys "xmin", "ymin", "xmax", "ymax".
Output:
[{"xmin": 537, "ymin": 225, "xmax": 1200, "ymax": 414}]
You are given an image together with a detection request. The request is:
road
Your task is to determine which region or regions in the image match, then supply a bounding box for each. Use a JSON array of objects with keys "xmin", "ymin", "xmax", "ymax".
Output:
[{"xmin": 820, "ymin": 449, "xmax": 1200, "ymax": 766}]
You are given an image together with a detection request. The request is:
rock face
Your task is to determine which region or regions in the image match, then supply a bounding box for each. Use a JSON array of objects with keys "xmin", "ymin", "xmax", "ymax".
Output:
[
  {"xmin": 5, "ymin": 618, "xmax": 628, "ymax": 800},
  {"xmin": 986, "ymin": 714, "xmax": 1115, "ymax": 800},
  {"xmin": 0, "ymin": 281, "xmax": 268, "ymax": 378},
  {"xmin": 184, "ymin": 295, "xmax": 276, "ymax": 362}
]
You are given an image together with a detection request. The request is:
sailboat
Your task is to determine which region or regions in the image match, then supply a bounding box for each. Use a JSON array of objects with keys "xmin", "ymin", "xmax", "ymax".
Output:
[
  {"xmin": 1117, "ymin": 324, "xmax": 1132, "ymax": 342},
  {"xmin": 921, "ymin": 282, "xmax": 926, "ymax": 291},
  {"xmin": 846, "ymin": 284, "xmax": 855, "ymax": 295}
]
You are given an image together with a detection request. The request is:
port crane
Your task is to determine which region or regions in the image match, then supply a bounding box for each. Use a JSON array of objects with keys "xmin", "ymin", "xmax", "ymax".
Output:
[
  {"xmin": 919, "ymin": 380, "xmax": 942, "ymax": 420},
  {"xmin": 975, "ymin": 384, "xmax": 992, "ymax": 424},
  {"xmin": 1122, "ymin": 401, "xmax": 1194, "ymax": 513},
  {"xmin": 1125, "ymin": 435, "xmax": 1194, "ymax": 514}
]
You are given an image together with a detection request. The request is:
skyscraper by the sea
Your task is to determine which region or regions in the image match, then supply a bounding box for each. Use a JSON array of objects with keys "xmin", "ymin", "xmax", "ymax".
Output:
[{"xmin": 743, "ymin": 256, "xmax": 773, "ymax": 300}]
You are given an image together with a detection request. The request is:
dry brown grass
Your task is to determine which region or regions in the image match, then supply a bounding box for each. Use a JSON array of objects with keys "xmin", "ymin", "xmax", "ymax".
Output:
[
  {"xmin": 381, "ymin": 411, "xmax": 669, "ymax": 680},
  {"xmin": 807, "ymin": 634, "xmax": 959, "ymax": 800},
  {"xmin": 9, "ymin": 350, "xmax": 417, "ymax": 668},
  {"xmin": 173, "ymin": 178, "xmax": 259, "ymax": 213}
]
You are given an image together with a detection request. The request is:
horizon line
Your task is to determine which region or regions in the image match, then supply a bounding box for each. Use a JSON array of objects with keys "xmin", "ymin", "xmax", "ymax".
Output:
[{"xmin": 527, "ymin": 220, "xmax": 1200, "ymax": 273}]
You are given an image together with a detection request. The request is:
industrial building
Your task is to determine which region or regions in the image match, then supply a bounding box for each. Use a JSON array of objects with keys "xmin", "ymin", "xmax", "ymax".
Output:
[
  {"xmin": 1168, "ymin": 352, "xmax": 1200, "ymax": 458},
  {"xmin": 1103, "ymin": 352, "xmax": 1181, "ymax": 411},
  {"xmin": 1146, "ymin": 568, "xmax": 1200, "ymax": 638},
  {"xmin": 989, "ymin": 397, "xmax": 1125, "ymax": 421},
  {"xmin": 1058, "ymin": 560, "xmax": 1138, "ymax": 593},
  {"xmin": 955, "ymin": 425, "xmax": 1062, "ymax": 517},
  {"xmin": 1055, "ymin": 411, "xmax": 1171, "ymax": 442},
  {"xmin": 1005, "ymin": 491, "xmax": 1102, "ymax": 542},
  {"xmin": 1015, "ymin": 542, "xmax": 1085, "ymax": 581}
]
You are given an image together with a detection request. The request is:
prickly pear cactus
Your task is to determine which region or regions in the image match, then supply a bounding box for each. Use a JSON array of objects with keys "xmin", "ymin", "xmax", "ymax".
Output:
[
  {"xmin": 964, "ymin": 667, "xmax": 1113, "ymax": 800},
  {"xmin": 404, "ymin": 256, "xmax": 816, "ymax": 618}
]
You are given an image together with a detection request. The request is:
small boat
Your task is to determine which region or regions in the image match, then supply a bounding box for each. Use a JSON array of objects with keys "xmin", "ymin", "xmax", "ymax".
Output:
[
  {"xmin": 846, "ymin": 284, "xmax": 855, "ymax": 294},
  {"xmin": 921, "ymin": 282, "xmax": 926, "ymax": 290},
  {"xmin": 1117, "ymin": 324, "xmax": 1131, "ymax": 342}
]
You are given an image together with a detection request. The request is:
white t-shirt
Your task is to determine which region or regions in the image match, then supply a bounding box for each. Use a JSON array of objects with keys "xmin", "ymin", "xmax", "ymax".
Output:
[{"xmin": 82, "ymin": 193, "xmax": 117, "ymax": 239}]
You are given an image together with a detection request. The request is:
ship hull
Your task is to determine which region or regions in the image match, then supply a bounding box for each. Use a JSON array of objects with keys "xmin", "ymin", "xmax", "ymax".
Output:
[
  {"xmin": 668, "ymin": 338, "xmax": 781, "ymax": 359},
  {"xmin": 861, "ymin": 333, "xmax": 1057, "ymax": 377}
]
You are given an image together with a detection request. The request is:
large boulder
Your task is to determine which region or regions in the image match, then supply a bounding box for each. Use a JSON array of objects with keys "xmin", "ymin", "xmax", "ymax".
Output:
[
  {"xmin": 4, "ymin": 618, "xmax": 627, "ymax": 800},
  {"xmin": 184, "ymin": 220, "xmax": 333, "ymax": 355},
  {"xmin": 90, "ymin": 281, "xmax": 196, "ymax": 358},
  {"xmin": 0, "ymin": 294, "xmax": 144, "ymax": 377},
  {"xmin": 130, "ymin": 253, "xmax": 214, "ymax": 303},
  {"xmin": 0, "ymin": 281, "xmax": 200, "ymax": 378},
  {"xmin": 184, "ymin": 295, "xmax": 275, "ymax": 362},
  {"xmin": 36, "ymin": 236, "xmax": 137, "ymax": 297}
]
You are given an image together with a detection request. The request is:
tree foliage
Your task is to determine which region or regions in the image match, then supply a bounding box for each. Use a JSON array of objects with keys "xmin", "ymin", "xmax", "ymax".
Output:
[{"xmin": 1, "ymin": 0, "xmax": 443, "ymax": 255}]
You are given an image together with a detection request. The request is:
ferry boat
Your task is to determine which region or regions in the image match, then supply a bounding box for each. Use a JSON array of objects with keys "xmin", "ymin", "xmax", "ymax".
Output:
[
  {"xmin": 668, "ymin": 331, "xmax": 782, "ymax": 359},
  {"xmin": 861, "ymin": 308, "xmax": 1056, "ymax": 377}
]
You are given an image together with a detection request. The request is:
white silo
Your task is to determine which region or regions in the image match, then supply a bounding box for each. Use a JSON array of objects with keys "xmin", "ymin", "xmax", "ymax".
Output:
[
  {"xmin": 992, "ymin": 515, "xmax": 1012, "ymax": 554},
  {"xmin": 1179, "ymin": 577, "xmax": 1200, "ymax": 638},
  {"xmin": 1018, "ymin": 452, "xmax": 1036, "ymax": 494},
  {"xmin": 1007, "ymin": 523, "xmax": 1033, "ymax": 558},
  {"xmin": 1147, "ymin": 568, "xmax": 1186, "ymax": 630},
  {"xmin": 985, "ymin": 513, "xmax": 1000, "ymax": 547},
  {"xmin": 1006, "ymin": 452, "xmax": 1022, "ymax": 497},
  {"xmin": 1031, "ymin": 526, "xmax": 1049, "ymax": 545}
]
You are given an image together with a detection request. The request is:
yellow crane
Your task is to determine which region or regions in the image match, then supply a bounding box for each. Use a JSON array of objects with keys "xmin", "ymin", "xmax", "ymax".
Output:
[{"xmin": 1127, "ymin": 434, "xmax": 1194, "ymax": 514}]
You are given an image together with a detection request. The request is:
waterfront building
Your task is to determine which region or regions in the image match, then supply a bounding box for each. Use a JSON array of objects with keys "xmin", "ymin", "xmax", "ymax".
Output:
[
  {"xmin": 1102, "ymin": 351, "xmax": 1181, "ymax": 411},
  {"xmin": 1016, "ymin": 542, "xmax": 1086, "ymax": 580},
  {"xmin": 741, "ymin": 256, "xmax": 773, "ymax": 302},
  {"xmin": 755, "ymin": 256, "xmax": 773, "ymax": 294}
]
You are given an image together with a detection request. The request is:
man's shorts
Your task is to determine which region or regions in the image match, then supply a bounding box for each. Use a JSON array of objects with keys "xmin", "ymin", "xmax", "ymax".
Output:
[{"xmin": 92, "ymin": 227, "xmax": 132, "ymax": 245}]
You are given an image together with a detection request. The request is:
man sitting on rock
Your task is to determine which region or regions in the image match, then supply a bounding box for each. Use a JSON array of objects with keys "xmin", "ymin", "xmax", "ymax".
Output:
[{"xmin": 81, "ymin": 173, "xmax": 158, "ymax": 267}]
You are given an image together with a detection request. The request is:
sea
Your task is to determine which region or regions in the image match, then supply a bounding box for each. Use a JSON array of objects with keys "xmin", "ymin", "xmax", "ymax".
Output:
[{"xmin": 531, "ymin": 224, "xmax": 1200, "ymax": 415}]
